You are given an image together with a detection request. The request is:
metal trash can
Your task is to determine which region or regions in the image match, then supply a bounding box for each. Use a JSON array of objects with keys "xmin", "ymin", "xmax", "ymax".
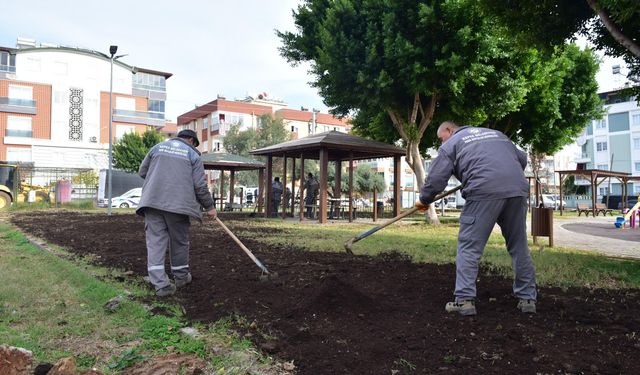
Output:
[
  {"xmin": 531, "ymin": 206, "xmax": 553, "ymax": 246},
  {"xmin": 376, "ymin": 201, "xmax": 384, "ymax": 216}
]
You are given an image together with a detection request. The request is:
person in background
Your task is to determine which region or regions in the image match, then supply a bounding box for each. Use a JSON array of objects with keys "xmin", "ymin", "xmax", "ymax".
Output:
[
  {"xmin": 416, "ymin": 121, "xmax": 536, "ymax": 316},
  {"xmin": 271, "ymin": 177, "xmax": 283, "ymax": 217},
  {"xmin": 283, "ymin": 186, "xmax": 292, "ymax": 212},
  {"xmin": 137, "ymin": 129, "xmax": 217, "ymax": 297},
  {"xmin": 304, "ymin": 173, "xmax": 320, "ymax": 218}
]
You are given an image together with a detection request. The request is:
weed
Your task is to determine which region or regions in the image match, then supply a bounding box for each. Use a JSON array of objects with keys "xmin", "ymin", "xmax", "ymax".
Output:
[
  {"xmin": 394, "ymin": 357, "xmax": 417, "ymax": 372},
  {"xmin": 107, "ymin": 348, "xmax": 144, "ymax": 371},
  {"xmin": 443, "ymin": 355, "xmax": 457, "ymax": 364}
]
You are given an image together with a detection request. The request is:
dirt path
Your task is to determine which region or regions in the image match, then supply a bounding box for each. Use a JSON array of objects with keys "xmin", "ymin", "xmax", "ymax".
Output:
[{"xmin": 9, "ymin": 211, "xmax": 640, "ymax": 374}]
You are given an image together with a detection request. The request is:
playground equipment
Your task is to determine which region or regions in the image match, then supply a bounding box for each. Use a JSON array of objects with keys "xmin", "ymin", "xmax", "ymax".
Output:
[{"xmin": 614, "ymin": 197, "xmax": 640, "ymax": 229}]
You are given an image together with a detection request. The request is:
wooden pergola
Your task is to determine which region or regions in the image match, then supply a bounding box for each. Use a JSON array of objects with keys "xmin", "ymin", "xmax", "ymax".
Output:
[
  {"xmin": 251, "ymin": 131, "xmax": 407, "ymax": 223},
  {"xmin": 201, "ymin": 153, "xmax": 265, "ymax": 212},
  {"xmin": 557, "ymin": 169, "xmax": 631, "ymax": 216}
]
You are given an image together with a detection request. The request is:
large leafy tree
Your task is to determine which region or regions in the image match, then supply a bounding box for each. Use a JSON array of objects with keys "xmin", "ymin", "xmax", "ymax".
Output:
[
  {"xmin": 279, "ymin": 0, "xmax": 601, "ymax": 222},
  {"xmin": 113, "ymin": 129, "xmax": 164, "ymax": 173},
  {"xmin": 480, "ymin": 0, "xmax": 640, "ymax": 90}
]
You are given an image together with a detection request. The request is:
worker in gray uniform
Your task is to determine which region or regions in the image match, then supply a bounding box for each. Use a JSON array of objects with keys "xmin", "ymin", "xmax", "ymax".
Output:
[
  {"xmin": 137, "ymin": 129, "xmax": 217, "ymax": 297},
  {"xmin": 416, "ymin": 121, "xmax": 537, "ymax": 316}
]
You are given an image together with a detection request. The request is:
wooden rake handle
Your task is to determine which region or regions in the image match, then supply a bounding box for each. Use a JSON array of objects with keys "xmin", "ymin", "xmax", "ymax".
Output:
[
  {"xmin": 344, "ymin": 185, "xmax": 462, "ymax": 254},
  {"xmin": 215, "ymin": 217, "xmax": 270, "ymax": 274}
]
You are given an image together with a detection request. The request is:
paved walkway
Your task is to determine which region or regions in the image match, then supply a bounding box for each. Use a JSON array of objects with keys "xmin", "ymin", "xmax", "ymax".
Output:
[{"xmin": 527, "ymin": 215, "xmax": 640, "ymax": 260}]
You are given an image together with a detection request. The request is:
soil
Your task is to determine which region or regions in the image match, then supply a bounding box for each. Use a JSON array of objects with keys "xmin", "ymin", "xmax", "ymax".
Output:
[{"xmin": 10, "ymin": 211, "xmax": 640, "ymax": 374}]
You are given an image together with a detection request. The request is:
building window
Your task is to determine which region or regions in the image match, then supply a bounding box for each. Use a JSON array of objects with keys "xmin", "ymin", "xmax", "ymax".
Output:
[
  {"xmin": 597, "ymin": 164, "xmax": 608, "ymax": 170},
  {"xmin": 6, "ymin": 147, "xmax": 32, "ymax": 162},
  {"xmin": 203, "ymin": 116, "xmax": 209, "ymax": 129},
  {"xmin": 6, "ymin": 116, "xmax": 32, "ymax": 137},
  {"xmin": 132, "ymin": 72, "xmax": 166, "ymax": 92},
  {"xmin": 596, "ymin": 142, "xmax": 607, "ymax": 152},
  {"xmin": 0, "ymin": 51, "xmax": 16, "ymax": 72},
  {"xmin": 202, "ymin": 140, "xmax": 208, "ymax": 151},
  {"xmin": 214, "ymin": 142, "xmax": 221, "ymax": 152},
  {"xmin": 599, "ymin": 187, "xmax": 609, "ymax": 196},
  {"xmin": 634, "ymin": 137, "xmax": 640, "ymax": 150},
  {"xmin": 636, "ymin": 162, "xmax": 640, "ymax": 173},
  {"xmin": 290, "ymin": 125, "xmax": 297, "ymax": 132},
  {"xmin": 595, "ymin": 119, "xmax": 607, "ymax": 129},
  {"xmin": 632, "ymin": 114, "xmax": 640, "ymax": 127},
  {"xmin": 147, "ymin": 99, "xmax": 165, "ymax": 113},
  {"xmin": 9, "ymin": 85, "xmax": 32, "ymax": 100},
  {"xmin": 25, "ymin": 57, "xmax": 41, "ymax": 72}
]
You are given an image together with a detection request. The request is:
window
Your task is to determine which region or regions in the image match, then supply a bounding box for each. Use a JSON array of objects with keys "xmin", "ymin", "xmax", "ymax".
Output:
[
  {"xmin": 6, "ymin": 116, "xmax": 32, "ymax": 137},
  {"xmin": 6, "ymin": 148, "xmax": 32, "ymax": 162},
  {"xmin": 290, "ymin": 125, "xmax": 297, "ymax": 132},
  {"xmin": 202, "ymin": 140, "xmax": 208, "ymax": 151},
  {"xmin": 203, "ymin": 116, "xmax": 209, "ymax": 129},
  {"xmin": 54, "ymin": 90, "xmax": 67, "ymax": 104},
  {"xmin": 147, "ymin": 100, "xmax": 165, "ymax": 113},
  {"xmin": 214, "ymin": 142, "xmax": 221, "ymax": 152},
  {"xmin": 597, "ymin": 164, "xmax": 608, "ymax": 170},
  {"xmin": 9, "ymin": 85, "xmax": 32, "ymax": 100},
  {"xmin": 595, "ymin": 119, "xmax": 607, "ymax": 129},
  {"xmin": 599, "ymin": 187, "xmax": 609, "ymax": 196},
  {"xmin": 25, "ymin": 57, "xmax": 41, "ymax": 72},
  {"xmin": 632, "ymin": 114, "xmax": 640, "ymax": 127},
  {"xmin": 0, "ymin": 51, "xmax": 16, "ymax": 72},
  {"xmin": 634, "ymin": 137, "xmax": 640, "ymax": 150},
  {"xmin": 636, "ymin": 162, "xmax": 640, "ymax": 173},
  {"xmin": 132, "ymin": 72, "xmax": 166, "ymax": 92},
  {"xmin": 596, "ymin": 142, "xmax": 608, "ymax": 152},
  {"xmin": 635, "ymin": 185, "xmax": 640, "ymax": 195},
  {"xmin": 116, "ymin": 97, "xmax": 135, "ymax": 111}
]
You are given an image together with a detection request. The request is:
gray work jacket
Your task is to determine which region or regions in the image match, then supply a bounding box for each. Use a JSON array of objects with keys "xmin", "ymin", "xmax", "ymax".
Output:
[
  {"xmin": 420, "ymin": 126, "xmax": 528, "ymax": 204},
  {"xmin": 136, "ymin": 137, "xmax": 214, "ymax": 222}
]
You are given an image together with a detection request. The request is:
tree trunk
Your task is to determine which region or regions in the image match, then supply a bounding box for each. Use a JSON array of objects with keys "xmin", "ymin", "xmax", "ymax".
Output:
[
  {"xmin": 407, "ymin": 140, "xmax": 440, "ymax": 224},
  {"xmin": 586, "ymin": 0, "xmax": 640, "ymax": 58}
]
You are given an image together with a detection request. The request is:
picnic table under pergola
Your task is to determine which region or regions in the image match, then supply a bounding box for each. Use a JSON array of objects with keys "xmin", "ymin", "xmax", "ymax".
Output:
[
  {"xmin": 556, "ymin": 169, "xmax": 633, "ymax": 217},
  {"xmin": 201, "ymin": 152, "xmax": 265, "ymax": 211},
  {"xmin": 251, "ymin": 131, "xmax": 407, "ymax": 223}
]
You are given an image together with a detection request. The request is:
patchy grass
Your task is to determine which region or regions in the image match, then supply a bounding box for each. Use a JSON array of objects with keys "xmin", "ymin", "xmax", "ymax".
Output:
[
  {"xmin": 0, "ymin": 223, "xmax": 282, "ymax": 374},
  {"xmin": 237, "ymin": 218, "xmax": 640, "ymax": 289}
]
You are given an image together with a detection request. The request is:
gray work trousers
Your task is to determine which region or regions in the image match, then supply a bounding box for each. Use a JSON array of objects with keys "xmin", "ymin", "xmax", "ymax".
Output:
[
  {"xmin": 144, "ymin": 208, "xmax": 191, "ymax": 291},
  {"xmin": 455, "ymin": 196, "xmax": 537, "ymax": 301}
]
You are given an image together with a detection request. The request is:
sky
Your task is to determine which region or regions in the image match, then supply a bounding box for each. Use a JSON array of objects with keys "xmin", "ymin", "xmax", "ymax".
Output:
[
  {"xmin": 0, "ymin": 0, "xmax": 327, "ymax": 122},
  {"xmin": 0, "ymin": 1, "xmax": 632, "ymax": 122}
]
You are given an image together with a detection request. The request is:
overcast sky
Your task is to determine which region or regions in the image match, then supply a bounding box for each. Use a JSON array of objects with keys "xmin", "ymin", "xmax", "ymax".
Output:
[
  {"xmin": 0, "ymin": 1, "xmax": 630, "ymax": 122},
  {"xmin": 0, "ymin": 0, "xmax": 326, "ymax": 122}
]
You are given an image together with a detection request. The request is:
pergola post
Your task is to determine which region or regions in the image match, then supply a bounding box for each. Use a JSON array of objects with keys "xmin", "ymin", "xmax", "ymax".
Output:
[
  {"xmin": 258, "ymin": 168, "xmax": 265, "ymax": 214},
  {"xmin": 591, "ymin": 172, "xmax": 597, "ymax": 217},
  {"xmin": 319, "ymin": 148, "xmax": 328, "ymax": 223},
  {"xmin": 219, "ymin": 170, "xmax": 225, "ymax": 211},
  {"xmin": 373, "ymin": 187, "xmax": 378, "ymax": 222},
  {"xmin": 558, "ymin": 172, "xmax": 564, "ymax": 216},
  {"xmin": 393, "ymin": 156, "xmax": 401, "ymax": 217},
  {"xmin": 266, "ymin": 155, "xmax": 273, "ymax": 218},
  {"xmin": 299, "ymin": 154, "xmax": 305, "ymax": 221},
  {"xmin": 290, "ymin": 157, "xmax": 296, "ymax": 217},
  {"xmin": 348, "ymin": 153, "xmax": 354, "ymax": 222},
  {"xmin": 334, "ymin": 160, "xmax": 342, "ymax": 218},
  {"xmin": 229, "ymin": 170, "xmax": 235, "ymax": 212},
  {"xmin": 282, "ymin": 156, "xmax": 288, "ymax": 220}
]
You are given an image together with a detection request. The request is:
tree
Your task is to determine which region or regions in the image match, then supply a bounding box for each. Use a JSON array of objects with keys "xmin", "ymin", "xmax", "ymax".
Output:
[
  {"xmin": 279, "ymin": 0, "xmax": 601, "ymax": 222},
  {"xmin": 113, "ymin": 129, "xmax": 164, "ymax": 173},
  {"xmin": 480, "ymin": 0, "xmax": 640, "ymax": 93},
  {"xmin": 354, "ymin": 166, "xmax": 386, "ymax": 197}
]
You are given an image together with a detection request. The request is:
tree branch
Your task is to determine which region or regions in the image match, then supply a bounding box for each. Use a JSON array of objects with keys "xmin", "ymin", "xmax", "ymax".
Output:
[
  {"xmin": 417, "ymin": 94, "xmax": 437, "ymax": 136},
  {"xmin": 410, "ymin": 93, "xmax": 420, "ymax": 125},
  {"xmin": 387, "ymin": 109, "xmax": 409, "ymax": 140},
  {"xmin": 586, "ymin": 0, "xmax": 640, "ymax": 58}
]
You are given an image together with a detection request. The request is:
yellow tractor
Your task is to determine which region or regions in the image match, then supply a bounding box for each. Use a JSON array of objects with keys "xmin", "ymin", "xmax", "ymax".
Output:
[{"xmin": 0, "ymin": 162, "xmax": 20, "ymax": 209}]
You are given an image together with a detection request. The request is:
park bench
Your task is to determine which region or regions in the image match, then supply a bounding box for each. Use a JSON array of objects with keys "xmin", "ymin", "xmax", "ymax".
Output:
[
  {"xmin": 576, "ymin": 203, "xmax": 592, "ymax": 217},
  {"xmin": 595, "ymin": 203, "xmax": 614, "ymax": 216}
]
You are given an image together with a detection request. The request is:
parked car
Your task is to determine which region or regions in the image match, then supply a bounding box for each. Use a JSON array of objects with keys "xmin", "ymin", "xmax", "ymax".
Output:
[
  {"xmin": 540, "ymin": 194, "xmax": 566, "ymax": 209},
  {"xmin": 434, "ymin": 196, "xmax": 456, "ymax": 209},
  {"xmin": 110, "ymin": 187, "xmax": 142, "ymax": 208}
]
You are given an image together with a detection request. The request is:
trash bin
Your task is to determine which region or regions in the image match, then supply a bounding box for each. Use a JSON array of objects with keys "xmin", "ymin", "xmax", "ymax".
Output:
[
  {"xmin": 531, "ymin": 206, "xmax": 553, "ymax": 245},
  {"xmin": 376, "ymin": 201, "xmax": 384, "ymax": 216}
]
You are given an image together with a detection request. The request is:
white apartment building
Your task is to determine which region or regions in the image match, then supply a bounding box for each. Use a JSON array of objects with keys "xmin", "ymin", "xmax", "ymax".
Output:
[{"xmin": 0, "ymin": 37, "xmax": 172, "ymax": 170}]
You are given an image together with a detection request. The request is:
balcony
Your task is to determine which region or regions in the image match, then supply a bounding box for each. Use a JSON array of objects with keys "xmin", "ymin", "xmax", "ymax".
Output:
[
  {"xmin": 5, "ymin": 129, "xmax": 33, "ymax": 138},
  {"xmin": 112, "ymin": 109, "xmax": 165, "ymax": 127},
  {"xmin": 0, "ymin": 97, "xmax": 37, "ymax": 115},
  {"xmin": 574, "ymin": 152, "xmax": 591, "ymax": 163}
]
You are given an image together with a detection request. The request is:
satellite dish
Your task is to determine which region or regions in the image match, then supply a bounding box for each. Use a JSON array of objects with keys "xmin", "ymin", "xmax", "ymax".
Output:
[{"xmin": 576, "ymin": 134, "xmax": 586, "ymax": 146}]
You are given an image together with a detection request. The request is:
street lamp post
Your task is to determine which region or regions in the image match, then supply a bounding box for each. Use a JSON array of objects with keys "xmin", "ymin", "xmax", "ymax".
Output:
[{"xmin": 107, "ymin": 45, "xmax": 117, "ymax": 215}]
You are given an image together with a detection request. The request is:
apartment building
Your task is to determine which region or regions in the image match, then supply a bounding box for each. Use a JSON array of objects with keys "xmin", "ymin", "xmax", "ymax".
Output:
[
  {"xmin": 572, "ymin": 88, "xmax": 640, "ymax": 196},
  {"xmin": 0, "ymin": 37, "xmax": 171, "ymax": 170},
  {"xmin": 176, "ymin": 93, "xmax": 351, "ymax": 154}
]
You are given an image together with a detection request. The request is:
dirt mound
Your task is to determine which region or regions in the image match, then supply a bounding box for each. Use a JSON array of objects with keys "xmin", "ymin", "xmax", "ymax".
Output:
[{"xmin": 10, "ymin": 211, "xmax": 640, "ymax": 375}]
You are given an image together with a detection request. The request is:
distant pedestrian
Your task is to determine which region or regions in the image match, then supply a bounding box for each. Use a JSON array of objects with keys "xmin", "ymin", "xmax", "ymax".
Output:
[
  {"xmin": 417, "ymin": 121, "xmax": 536, "ymax": 316},
  {"xmin": 304, "ymin": 173, "xmax": 319, "ymax": 218},
  {"xmin": 137, "ymin": 129, "xmax": 217, "ymax": 297},
  {"xmin": 271, "ymin": 177, "xmax": 283, "ymax": 217},
  {"xmin": 283, "ymin": 186, "xmax": 292, "ymax": 211}
]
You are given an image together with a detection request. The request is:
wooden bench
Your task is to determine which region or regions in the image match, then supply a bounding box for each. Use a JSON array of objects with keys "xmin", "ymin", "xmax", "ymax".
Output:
[
  {"xmin": 595, "ymin": 203, "xmax": 614, "ymax": 216},
  {"xmin": 576, "ymin": 203, "xmax": 592, "ymax": 217}
]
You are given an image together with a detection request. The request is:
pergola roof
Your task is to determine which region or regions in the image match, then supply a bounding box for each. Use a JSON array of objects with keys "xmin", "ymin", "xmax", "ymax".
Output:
[
  {"xmin": 201, "ymin": 152, "xmax": 265, "ymax": 171},
  {"xmin": 556, "ymin": 169, "xmax": 630, "ymax": 179},
  {"xmin": 250, "ymin": 131, "xmax": 406, "ymax": 160}
]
